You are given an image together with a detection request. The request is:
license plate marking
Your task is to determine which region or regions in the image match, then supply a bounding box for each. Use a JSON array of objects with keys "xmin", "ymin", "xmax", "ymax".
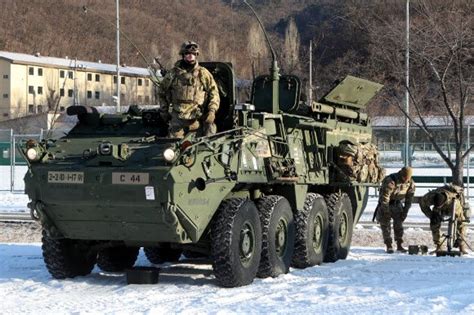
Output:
[
  {"xmin": 47, "ymin": 171, "xmax": 84, "ymax": 184},
  {"xmin": 112, "ymin": 172, "xmax": 149, "ymax": 185}
]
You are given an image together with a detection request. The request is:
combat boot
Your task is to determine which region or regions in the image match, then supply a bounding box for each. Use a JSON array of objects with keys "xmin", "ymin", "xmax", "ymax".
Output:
[
  {"xmin": 396, "ymin": 241, "xmax": 407, "ymax": 253},
  {"xmin": 459, "ymin": 243, "xmax": 468, "ymax": 255},
  {"xmin": 385, "ymin": 243, "xmax": 394, "ymax": 254},
  {"xmin": 429, "ymin": 243, "xmax": 442, "ymax": 255}
]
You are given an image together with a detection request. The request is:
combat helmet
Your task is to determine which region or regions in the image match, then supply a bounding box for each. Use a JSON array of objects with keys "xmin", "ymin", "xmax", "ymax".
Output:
[{"xmin": 180, "ymin": 41, "xmax": 200, "ymax": 56}]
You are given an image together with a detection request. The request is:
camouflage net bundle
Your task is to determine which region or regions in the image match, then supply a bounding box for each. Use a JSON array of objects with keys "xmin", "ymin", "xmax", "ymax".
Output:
[{"xmin": 336, "ymin": 142, "xmax": 385, "ymax": 183}]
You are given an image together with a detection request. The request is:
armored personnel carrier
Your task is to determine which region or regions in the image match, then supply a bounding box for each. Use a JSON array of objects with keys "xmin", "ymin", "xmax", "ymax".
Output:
[
  {"xmin": 21, "ymin": 6, "xmax": 383, "ymax": 287},
  {"xmin": 21, "ymin": 62, "xmax": 382, "ymax": 287}
]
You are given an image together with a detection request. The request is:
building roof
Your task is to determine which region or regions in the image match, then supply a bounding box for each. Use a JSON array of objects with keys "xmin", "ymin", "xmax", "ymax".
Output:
[
  {"xmin": 0, "ymin": 51, "xmax": 151, "ymax": 77},
  {"xmin": 372, "ymin": 115, "xmax": 474, "ymax": 127}
]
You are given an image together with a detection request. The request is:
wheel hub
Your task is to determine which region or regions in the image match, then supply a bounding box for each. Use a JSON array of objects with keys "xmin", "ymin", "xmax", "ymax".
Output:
[
  {"xmin": 312, "ymin": 214, "xmax": 323, "ymax": 251},
  {"xmin": 339, "ymin": 211, "xmax": 348, "ymax": 243},
  {"xmin": 239, "ymin": 222, "xmax": 255, "ymax": 265},
  {"xmin": 275, "ymin": 218, "xmax": 288, "ymax": 257}
]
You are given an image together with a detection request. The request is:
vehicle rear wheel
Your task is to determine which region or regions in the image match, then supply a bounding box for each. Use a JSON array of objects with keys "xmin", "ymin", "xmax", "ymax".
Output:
[
  {"xmin": 97, "ymin": 246, "xmax": 139, "ymax": 272},
  {"xmin": 324, "ymin": 192, "xmax": 354, "ymax": 262},
  {"xmin": 144, "ymin": 245, "xmax": 182, "ymax": 264},
  {"xmin": 291, "ymin": 193, "xmax": 329, "ymax": 268},
  {"xmin": 256, "ymin": 195, "xmax": 294, "ymax": 278},
  {"xmin": 41, "ymin": 229, "xmax": 97, "ymax": 279},
  {"xmin": 211, "ymin": 198, "xmax": 262, "ymax": 288}
]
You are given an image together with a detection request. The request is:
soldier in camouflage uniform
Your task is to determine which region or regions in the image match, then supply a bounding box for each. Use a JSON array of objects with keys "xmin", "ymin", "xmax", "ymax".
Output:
[
  {"xmin": 158, "ymin": 41, "xmax": 220, "ymax": 138},
  {"xmin": 419, "ymin": 184, "xmax": 468, "ymax": 254},
  {"xmin": 376, "ymin": 167, "xmax": 415, "ymax": 253}
]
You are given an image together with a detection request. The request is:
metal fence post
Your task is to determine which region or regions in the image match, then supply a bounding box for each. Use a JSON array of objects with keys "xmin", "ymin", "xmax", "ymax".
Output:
[
  {"xmin": 10, "ymin": 130, "xmax": 14, "ymax": 192},
  {"xmin": 467, "ymin": 124, "xmax": 471, "ymax": 200}
]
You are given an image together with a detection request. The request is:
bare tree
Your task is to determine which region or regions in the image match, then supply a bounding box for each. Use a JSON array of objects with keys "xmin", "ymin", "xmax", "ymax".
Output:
[
  {"xmin": 357, "ymin": 0, "xmax": 473, "ymax": 186},
  {"xmin": 247, "ymin": 22, "xmax": 268, "ymax": 78},
  {"xmin": 283, "ymin": 17, "xmax": 300, "ymax": 74},
  {"xmin": 207, "ymin": 36, "xmax": 219, "ymax": 61}
]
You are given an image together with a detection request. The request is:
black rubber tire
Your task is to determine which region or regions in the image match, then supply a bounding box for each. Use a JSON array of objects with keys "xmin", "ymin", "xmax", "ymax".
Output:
[
  {"xmin": 144, "ymin": 245, "xmax": 182, "ymax": 264},
  {"xmin": 41, "ymin": 229, "xmax": 97, "ymax": 279},
  {"xmin": 97, "ymin": 246, "xmax": 139, "ymax": 272},
  {"xmin": 291, "ymin": 193, "xmax": 329, "ymax": 268},
  {"xmin": 210, "ymin": 198, "xmax": 262, "ymax": 288},
  {"xmin": 256, "ymin": 195, "xmax": 295, "ymax": 278},
  {"xmin": 324, "ymin": 192, "xmax": 354, "ymax": 262}
]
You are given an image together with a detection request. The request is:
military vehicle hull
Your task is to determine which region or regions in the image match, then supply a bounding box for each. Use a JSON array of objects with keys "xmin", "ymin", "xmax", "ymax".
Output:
[{"xmin": 22, "ymin": 62, "xmax": 383, "ymax": 287}]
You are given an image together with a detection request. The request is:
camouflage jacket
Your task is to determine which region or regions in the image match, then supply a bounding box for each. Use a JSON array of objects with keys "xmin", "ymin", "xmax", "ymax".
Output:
[
  {"xmin": 419, "ymin": 184, "xmax": 465, "ymax": 219},
  {"xmin": 378, "ymin": 172, "xmax": 415, "ymax": 211},
  {"xmin": 158, "ymin": 60, "xmax": 220, "ymax": 120}
]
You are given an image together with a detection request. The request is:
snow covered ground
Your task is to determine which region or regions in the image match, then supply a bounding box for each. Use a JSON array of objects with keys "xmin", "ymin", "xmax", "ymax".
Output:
[
  {"xmin": 1, "ymin": 167, "xmax": 474, "ymax": 314},
  {"xmin": 1, "ymin": 244, "xmax": 473, "ymax": 314}
]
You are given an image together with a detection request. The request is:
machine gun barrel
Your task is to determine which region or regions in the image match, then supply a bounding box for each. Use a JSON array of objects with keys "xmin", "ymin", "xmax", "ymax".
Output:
[{"xmin": 311, "ymin": 102, "xmax": 368, "ymax": 121}]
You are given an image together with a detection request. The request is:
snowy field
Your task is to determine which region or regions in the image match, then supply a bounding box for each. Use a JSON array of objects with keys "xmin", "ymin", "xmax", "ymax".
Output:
[
  {"xmin": 0, "ymin": 244, "xmax": 473, "ymax": 314},
  {"xmin": 1, "ymin": 167, "xmax": 474, "ymax": 314}
]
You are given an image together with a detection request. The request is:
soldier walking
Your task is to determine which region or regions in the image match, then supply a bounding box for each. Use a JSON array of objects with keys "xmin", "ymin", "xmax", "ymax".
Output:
[
  {"xmin": 419, "ymin": 184, "xmax": 469, "ymax": 254},
  {"xmin": 376, "ymin": 167, "xmax": 415, "ymax": 253},
  {"xmin": 158, "ymin": 41, "xmax": 220, "ymax": 138}
]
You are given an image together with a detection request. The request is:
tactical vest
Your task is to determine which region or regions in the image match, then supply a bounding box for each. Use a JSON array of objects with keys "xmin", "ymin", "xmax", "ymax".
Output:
[
  {"xmin": 388, "ymin": 174, "xmax": 413, "ymax": 201},
  {"xmin": 433, "ymin": 185, "xmax": 464, "ymax": 212},
  {"xmin": 170, "ymin": 67, "xmax": 207, "ymax": 120}
]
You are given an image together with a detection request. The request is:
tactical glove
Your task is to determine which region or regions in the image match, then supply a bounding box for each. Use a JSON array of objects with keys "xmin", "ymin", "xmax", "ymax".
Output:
[
  {"xmin": 205, "ymin": 110, "xmax": 216, "ymax": 124},
  {"xmin": 401, "ymin": 211, "xmax": 408, "ymax": 222}
]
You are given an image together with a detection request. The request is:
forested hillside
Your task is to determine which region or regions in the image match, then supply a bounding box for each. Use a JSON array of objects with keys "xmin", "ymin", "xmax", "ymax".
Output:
[{"xmin": 0, "ymin": 0, "xmax": 471, "ymax": 115}]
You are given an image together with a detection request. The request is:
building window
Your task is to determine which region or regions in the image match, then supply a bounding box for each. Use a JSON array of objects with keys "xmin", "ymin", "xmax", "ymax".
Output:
[
  {"xmin": 138, "ymin": 95, "xmax": 143, "ymax": 102},
  {"xmin": 60, "ymin": 70, "xmax": 65, "ymax": 78},
  {"xmin": 29, "ymin": 67, "xmax": 34, "ymax": 75},
  {"xmin": 121, "ymin": 93, "xmax": 125, "ymax": 99},
  {"xmin": 2, "ymin": 113, "xmax": 8, "ymax": 117},
  {"xmin": 95, "ymin": 74, "xmax": 100, "ymax": 82},
  {"xmin": 38, "ymin": 68, "xmax": 43, "ymax": 76},
  {"xmin": 28, "ymin": 105, "xmax": 35, "ymax": 113},
  {"xmin": 37, "ymin": 86, "xmax": 43, "ymax": 95},
  {"xmin": 113, "ymin": 76, "xmax": 117, "ymax": 84},
  {"xmin": 121, "ymin": 77, "xmax": 125, "ymax": 84},
  {"xmin": 95, "ymin": 91, "xmax": 100, "ymax": 99},
  {"xmin": 3, "ymin": 94, "xmax": 8, "ymax": 99},
  {"xmin": 68, "ymin": 89, "xmax": 73, "ymax": 97},
  {"xmin": 68, "ymin": 71, "xmax": 73, "ymax": 79},
  {"xmin": 138, "ymin": 79, "xmax": 143, "ymax": 86},
  {"xmin": 3, "ymin": 74, "xmax": 8, "ymax": 79},
  {"xmin": 28, "ymin": 86, "xmax": 35, "ymax": 94},
  {"xmin": 87, "ymin": 91, "xmax": 92, "ymax": 99},
  {"xmin": 60, "ymin": 88, "xmax": 64, "ymax": 97},
  {"xmin": 145, "ymin": 79, "xmax": 149, "ymax": 86},
  {"xmin": 87, "ymin": 73, "xmax": 92, "ymax": 81},
  {"xmin": 145, "ymin": 95, "xmax": 150, "ymax": 103},
  {"xmin": 60, "ymin": 106, "xmax": 65, "ymax": 112},
  {"xmin": 37, "ymin": 105, "xmax": 43, "ymax": 113}
]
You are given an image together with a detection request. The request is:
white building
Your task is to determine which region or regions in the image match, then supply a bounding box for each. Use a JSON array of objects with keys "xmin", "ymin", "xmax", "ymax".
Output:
[{"xmin": 0, "ymin": 51, "xmax": 155, "ymax": 121}]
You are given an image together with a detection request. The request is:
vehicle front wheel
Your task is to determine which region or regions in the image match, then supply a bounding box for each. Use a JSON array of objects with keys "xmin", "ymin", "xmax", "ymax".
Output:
[
  {"xmin": 42, "ymin": 230, "xmax": 97, "ymax": 279},
  {"xmin": 211, "ymin": 198, "xmax": 262, "ymax": 288}
]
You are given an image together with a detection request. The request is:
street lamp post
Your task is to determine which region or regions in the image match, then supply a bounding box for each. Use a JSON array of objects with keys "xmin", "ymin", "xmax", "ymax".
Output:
[
  {"xmin": 115, "ymin": 0, "xmax": 121, "ymax": 113},
  {"xmin": 405, "ymin": 0, "xmax": 410, "ymax": 167}
]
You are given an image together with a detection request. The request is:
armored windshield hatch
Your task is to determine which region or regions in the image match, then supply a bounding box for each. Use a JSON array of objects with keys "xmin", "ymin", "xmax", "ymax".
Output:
[{"xmin": 323, "ymin": 75, "xmax": 383, "ymax": 109}]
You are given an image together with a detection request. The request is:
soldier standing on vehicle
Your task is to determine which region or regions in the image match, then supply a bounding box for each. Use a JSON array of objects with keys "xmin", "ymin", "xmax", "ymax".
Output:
[
  {"xmin": 376, "ymin": 167, "xmax": 415, "ymax": 253},
  {"xmin": 419, "ymin": 184, "xmax": 469, "ymax": 254},
  {"xmin": 158, "ymin": 41, "xmax": 220, "ymax": 138}
]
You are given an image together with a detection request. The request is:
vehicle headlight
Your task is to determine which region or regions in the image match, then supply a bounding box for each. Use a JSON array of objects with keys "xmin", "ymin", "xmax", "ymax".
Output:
[
  {"xmin": 26, "ymin": 147, "xmax": 40, "ymax": 161},
  {"xmin": 163, "ymin": 148, "xmax": 176, "ymax": 162}
]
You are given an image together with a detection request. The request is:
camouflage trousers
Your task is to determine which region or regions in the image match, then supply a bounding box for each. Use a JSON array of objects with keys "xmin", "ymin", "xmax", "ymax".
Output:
[
  {"xmin": 169, "ymin": 111, "xmax": 216, "ymax": 139},
  {"xmin": 377, "ymin": 201, "xmax": 405, "ymax": 245},
  {"xmin": 430, "ymin": 211, "xmax": 467, "ymax": 246}
]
